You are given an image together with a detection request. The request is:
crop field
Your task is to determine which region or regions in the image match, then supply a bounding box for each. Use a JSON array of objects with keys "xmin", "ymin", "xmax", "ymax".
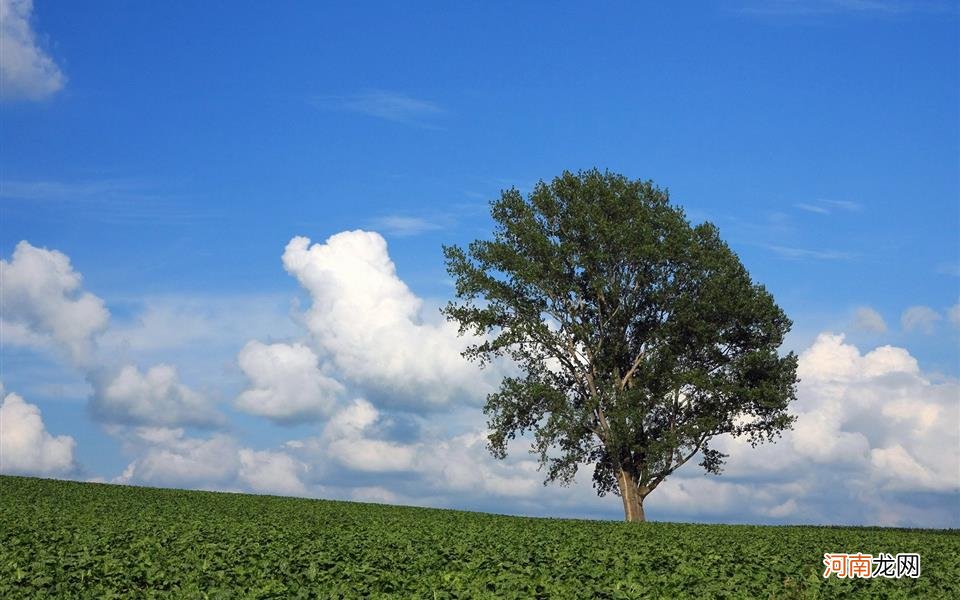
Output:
[{"xmin": 1, "ymin": 475, "xmax": 957, "ymax": 598}]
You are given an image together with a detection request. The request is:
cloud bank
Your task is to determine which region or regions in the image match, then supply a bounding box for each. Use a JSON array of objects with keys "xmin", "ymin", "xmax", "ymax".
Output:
[
  {"xmin": 690, "ymin": 333, "xmax": 959, "ymax": 526},
  {"xmin": 2, "ymin": 241, "xmax": 224, "ymax": 429},
  {"xmin": 4, "ymin": 234, "xmax": 956, "ymax": 527}
]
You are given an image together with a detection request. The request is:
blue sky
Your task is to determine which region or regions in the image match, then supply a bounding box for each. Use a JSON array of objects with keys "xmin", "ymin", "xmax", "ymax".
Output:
[{"xmin": 1, "ymin": 1, "xmax": 958, "ymax": 527}]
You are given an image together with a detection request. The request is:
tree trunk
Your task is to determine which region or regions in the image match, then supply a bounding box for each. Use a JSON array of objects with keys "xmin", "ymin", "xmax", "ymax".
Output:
[{"xmin": 617, "ymin": 469, "xmax": 646, "ymax": 522}]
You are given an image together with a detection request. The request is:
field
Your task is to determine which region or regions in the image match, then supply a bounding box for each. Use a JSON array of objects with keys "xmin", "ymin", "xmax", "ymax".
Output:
[{"xmin": 1, "ymin": 475, "xmax": 957, "ymax": 598}]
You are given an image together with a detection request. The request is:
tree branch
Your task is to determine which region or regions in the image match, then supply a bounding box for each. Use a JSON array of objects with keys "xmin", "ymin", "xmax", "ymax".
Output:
[
  {"xmin": 619, "ymin": 351, "xmax": 645, "ymax": 391},
  {"xmin": 645, "ymin": 433, "xmax": 709, "ymax": 493}
]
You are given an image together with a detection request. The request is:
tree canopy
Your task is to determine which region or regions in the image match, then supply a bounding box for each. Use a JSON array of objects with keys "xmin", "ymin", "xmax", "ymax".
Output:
[{"xmin": 442, "ymin": 169, "xmax": 798, "ymax": 522}]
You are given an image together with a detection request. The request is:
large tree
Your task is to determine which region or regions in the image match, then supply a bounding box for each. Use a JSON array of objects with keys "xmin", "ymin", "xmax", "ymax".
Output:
[{"xmin": 443, "ymin": 170, "xmax": 798, "ymax": 522}]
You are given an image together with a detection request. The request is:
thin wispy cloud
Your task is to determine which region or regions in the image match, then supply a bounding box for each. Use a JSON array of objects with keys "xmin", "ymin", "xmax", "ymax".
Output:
[
  {"xmin": 794, "ymin": 203, "xmax": 830, "ymax": 214},
  {"xmin": 824, "ymin": 199, "xmax": 861, "ymax": 211},
  {"xmin": 738, "ymin": 0, "xmax": 954, "ymax": 17},
  {"xmin": 793, "ymin": 199, "xmax": 862, "ymax": 215},
  {"xmin": 0, "ymin": 178, "xmax": 215, "ymax": 224},
  {"xmin": 935, "ymin": 262, "xmax": 960, "ymax": 277},
  {"xmin": 370, "ymin": 215, "xmax": 446, "ymax": 237},
  {"xmin": 1, "ymin": 178, "xmax": 135, "ymax": 200},
  {"xmin": 312, "ymin": 91, "xmax": 447, "ymax": 127},
  {"xmin": 765, "ymin": 244, "xmax": 854, "ymax": 260}
]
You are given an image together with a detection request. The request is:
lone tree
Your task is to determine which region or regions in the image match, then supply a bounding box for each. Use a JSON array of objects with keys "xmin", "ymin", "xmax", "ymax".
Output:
[{"xmin": 443, "ymin": 170, "xmax": 798, "ymax": 522}]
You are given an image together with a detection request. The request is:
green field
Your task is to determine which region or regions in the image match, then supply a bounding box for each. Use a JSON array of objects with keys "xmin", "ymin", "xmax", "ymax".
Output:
[{"xmin": 1, "ymin": 475, "xmax": 957, "ymax": 598}]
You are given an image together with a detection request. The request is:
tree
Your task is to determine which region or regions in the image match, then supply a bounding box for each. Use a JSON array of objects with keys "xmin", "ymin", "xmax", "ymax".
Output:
[{"xmin": 442, "ymin": 169, "xmax": 798, "ymax": 522}]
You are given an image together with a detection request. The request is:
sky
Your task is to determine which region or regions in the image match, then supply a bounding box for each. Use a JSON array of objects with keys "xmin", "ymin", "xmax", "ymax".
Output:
[{"xmin": 1, "ymin": 0, "xmax": 958, "ymax": 527}]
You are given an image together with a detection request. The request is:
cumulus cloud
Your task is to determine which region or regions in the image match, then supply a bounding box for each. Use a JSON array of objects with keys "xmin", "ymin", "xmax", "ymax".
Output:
[
  {"xmin": 851, "ymin": 306, "xmax": 887, "ymax": 333},
  {"xmin": 792, "ymin": 334, "xmax": 955, "ymax": 495},
  {"xmin": 2, "ymin": 242, "xmax": 234, "ymax": 429},
  {"xmin": 1, "ymin": 241, "xmax": 110, "ymax": 366},
  {"xmin": 237, "ymin": 449, "xmax": 308, "ymax": 496},
  {"xmin": 228, "ymin": 232, "xmax": 957, "ymax": 526},
  {"xmin": 0, "ymin": 390, "xmax": 76, "ymax": 475},
  {"xmin": 320, "ymin": 398, "xmax": 418, "ymax": 472},
  {"xmin": 235, "ymin": 341, "xmax": 343, "ymax": 423},
  {"xmin": 9, "ymin": 231, "xmax": 957, "ymax": 527},
  {"xmin": 89, "ymin": 364, "xmax": 224, "ymax": 428},
  {"xmin": 114, "ymin": 428, "xmax": 240, "ymax": 488},
  {"xmin": 280, "ymin": 232, "xmax": 498, "ymax": 409},
  {"xmin": 700, "ymin": 333, "xmax": 959, "ymax": 526},
  {"xmin": 113, "ymin": 427, "xmax": 309, "ymax": 496},
  {"xmin": 0, "ymin": 0, "xmax": 65, "ymax": 101},
  {"xmin": 900, "ymin": 305, "xmax": 942, "ymax": 334},
  {"xmin": 285, "ymin": 399, "xmax": 541, "ymax": 503},
  {"xmin": 117, "ymin": 327, "xmax": 956, "ymax": 526}
]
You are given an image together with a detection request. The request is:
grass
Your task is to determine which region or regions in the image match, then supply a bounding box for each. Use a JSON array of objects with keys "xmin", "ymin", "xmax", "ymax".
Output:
[{"xmin": 1, "ymin": 475, "xmax": 957, "ymax": 598}]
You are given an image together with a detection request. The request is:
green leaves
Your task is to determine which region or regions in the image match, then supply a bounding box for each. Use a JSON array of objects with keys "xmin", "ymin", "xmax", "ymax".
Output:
[{"xmin": 4, "ymin": 475, "xmax": 957, "ymax": 599}]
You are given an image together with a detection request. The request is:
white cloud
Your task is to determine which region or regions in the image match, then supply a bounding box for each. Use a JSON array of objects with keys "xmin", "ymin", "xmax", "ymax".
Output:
[
  {"xmin": 1, "ymin": 241, "xmax": 110, "ymax": 366},
  {"xmin": 870, "ymin": 444, "xmax": 944, "ymax": 492},
  {"xmin": 285, "ymin": 400, "xmax": 542, "ymax": 501},
  {"xmin": 113, "ymin": 427, "xmax": 309, "ymax": 496},
  {"xmin": 764, "ymin": 244, "xmax": 853, "ymax": 261},
  {"xmin": 417, "ymin": 430, "xmax": 541, "ymax": 499},
  {"xmin": 281, "ymin": 232, "xmax": 498, "ymax": 409},
  {"xmin": 349, "ymin": 486, "xmax": 399, "ymax": 504},
  {"xmin": 794, "ymin": 202, "xmax": 830, "ymax": 214},
  {"xmin": 900, "ymin": 305, "xmax": 942, "ymax": 334},
  {"xmin": 312, "ymin": 91, "xmax": 446, "ymax": 125},
  {"xmin": 0, "ymin": 0, "xmax": 65, "ymax": 101},
  {"xmin": 238, "ymin": 449, "xmax": 308, "ymax": 496},
  {"xmin": 851, "ymin": 306, "xmax": 887, "ymax": 333},
  {"xmin": 796, "ymin": 333, "xmax": 920, "ymax": 381},
  {"xmin": 2, "ymin": 242, "xmax": 239, "ymax": 431},
  {"xmin": 794, "ymin": 200, "xmax": 862, "ymax": 214},
  {"xmin": 98, "ymin": 293, "xmax": 299, "ymax": 356},
  {"xmin": 321, "ymin": 399, "xmax": 417, "ymax": 472},
  {"xmin": 9, "ymin": 231, "xmax": 957, "ymax": 527},
  {"xmin": 948, "ymin": 303, "xmax": 959, "ymax": 327},
  {"xmin": 235, "ymin": 341, "xmax": 343, "ymax": 423},
  {"xmin": 369, "ymin": 216, "xmax": 444, "ymax": 237},
  {"xmin": 114, "ymin": 428, "xmax": 240, "ymax": 489},
  {"xmin": 0, "ymin": 390, "xmax": 76, "ymax": 475},
  {"xmin": 239, "ymin": 233, "xmax": 959, "ymax": 526},
  {"xmin": 77, "ymin": 319, "xmax": 960, "ymax": 526},
  {"xmin": 89, "ymin": 364, "xmax": 224, "ymax": 428},
  {"xmin": 701, "ymin": 333, "xmax": 958, "ymax": 525},
  {"xmin": 823, "ymin": 199, "xmax": 862, "ymax": 211}
]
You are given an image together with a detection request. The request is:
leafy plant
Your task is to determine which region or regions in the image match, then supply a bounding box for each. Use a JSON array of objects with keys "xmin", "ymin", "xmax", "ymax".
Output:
[{"xmin": 1, "ymin": 475, "xmax": 957, "ymax": 598}]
